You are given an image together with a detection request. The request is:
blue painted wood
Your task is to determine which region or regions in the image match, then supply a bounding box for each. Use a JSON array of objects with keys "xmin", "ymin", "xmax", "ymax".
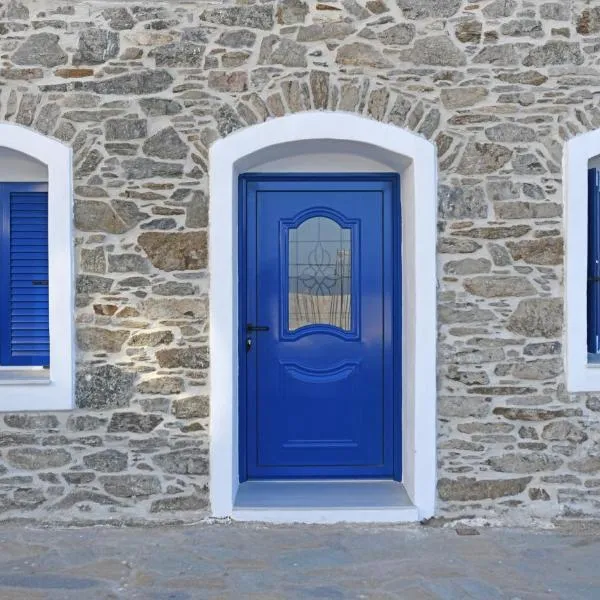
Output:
[
  {"xmin": 589, "ymin": 169, "xmax": 600, "ymax": 355},
  {"xmin": 0, "ymin": 183, "xmax": 50, "ymax": 367},
  {"xmin": 239, "ymin": 174, "xmax": 400, "ymax": 480}
]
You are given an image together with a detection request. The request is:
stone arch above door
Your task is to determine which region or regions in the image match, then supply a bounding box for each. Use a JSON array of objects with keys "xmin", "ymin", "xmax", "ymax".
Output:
[{"xmin": 209, "ymin": 111, "xmax": 437, "ymax": 522}]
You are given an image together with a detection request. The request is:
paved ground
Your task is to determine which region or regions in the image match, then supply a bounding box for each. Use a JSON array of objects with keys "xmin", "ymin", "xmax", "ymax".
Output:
[{"xmin": 0, "ymin": 521, "xmax": 597, "ymax": 599}]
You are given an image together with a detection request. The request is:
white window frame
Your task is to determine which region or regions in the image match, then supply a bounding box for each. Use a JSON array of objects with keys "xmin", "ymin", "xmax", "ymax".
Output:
[
  {"xmin": 0, "ymin": 123, "xmax": 74, "ymax": 410},
  {"xmin": 564, "ymin": 130, "xmax": 600, "ymax": 391}
]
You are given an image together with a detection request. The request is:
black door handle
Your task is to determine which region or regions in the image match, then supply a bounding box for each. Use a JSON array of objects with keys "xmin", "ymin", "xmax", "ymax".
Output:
[{"xmin": 247, "ymin": 323, "xmax": 270, "ymax": 332}]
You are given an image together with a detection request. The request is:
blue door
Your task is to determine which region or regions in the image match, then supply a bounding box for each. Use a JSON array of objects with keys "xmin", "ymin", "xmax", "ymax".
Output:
[
  {"xmin": 0, "ymin": 183, "xmax": 50, "ymax": 367},
  {"xmin": 240, "ymin": 174, "xmax": 400, "ymax": 480}
]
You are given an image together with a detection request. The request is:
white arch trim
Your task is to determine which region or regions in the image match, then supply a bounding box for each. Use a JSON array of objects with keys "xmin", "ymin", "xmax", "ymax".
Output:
[
  {"xmin": 565, "ymin": 130, "xmax": 600, "ymax": 391},
  {"xmin": 0, "ymin": 123, "xmax": 74, "ymax": 410},
  {"xmin": 209, "ymin": 112, "xmax": 437, "ymax": 522}
]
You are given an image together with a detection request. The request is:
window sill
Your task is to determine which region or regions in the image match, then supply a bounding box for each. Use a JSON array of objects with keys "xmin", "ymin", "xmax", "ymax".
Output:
[{"xmin": 0, "ymin": 369, "xmax": 50, "ymax": 385}]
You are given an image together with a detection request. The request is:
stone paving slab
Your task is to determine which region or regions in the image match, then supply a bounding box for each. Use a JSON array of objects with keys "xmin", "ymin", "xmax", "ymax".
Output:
[{"xmin": 0, "ymin": 523, "xmax": 597, "ymax": 599}]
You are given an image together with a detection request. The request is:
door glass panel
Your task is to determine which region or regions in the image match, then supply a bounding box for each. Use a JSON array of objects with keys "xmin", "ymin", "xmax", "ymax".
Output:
[{"xmin": 288, "ymin": 216, "xmax": 351, "ymax": 331}]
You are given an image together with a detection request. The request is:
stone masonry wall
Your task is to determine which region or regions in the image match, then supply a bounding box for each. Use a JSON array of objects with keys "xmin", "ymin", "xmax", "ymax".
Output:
[{"xmin": 0, "ymin": 0, "xmax": 599, "ymax": 524}]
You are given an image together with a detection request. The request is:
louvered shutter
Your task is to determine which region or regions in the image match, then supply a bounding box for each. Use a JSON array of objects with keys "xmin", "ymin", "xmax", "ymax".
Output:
[
  {"xmin": 588, "ymin": 169, "xmax": 600, "ymax": 355},
  {"xmin": 0, "ymin": 186, "xmax": 50, "ymax": 367}
]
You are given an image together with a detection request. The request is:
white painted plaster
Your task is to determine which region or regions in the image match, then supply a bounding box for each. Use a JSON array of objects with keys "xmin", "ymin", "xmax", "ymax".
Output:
[
  {"xmin": 248, "ymin": 141, "xmax": 396, "ymax": 173},
  {"xmin": 0, "ymin": 123, "xmax": 74, "ymax": 410},
  {"xmin": 209, "ymin": 112, "xmax": 437, "ymax": 522},
  {"xmin": 232, "ymin": 506, "xmax": 420, "ymax": 524},
  {"xmin": 0, "ymin": 147, "xmax": 48, "ymax": 182}
]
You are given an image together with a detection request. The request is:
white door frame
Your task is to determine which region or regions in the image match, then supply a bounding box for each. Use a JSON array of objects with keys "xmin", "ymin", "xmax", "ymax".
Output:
[{"xmin": 209, "ymin": 112, "xmax": 437, "ymax": 521}]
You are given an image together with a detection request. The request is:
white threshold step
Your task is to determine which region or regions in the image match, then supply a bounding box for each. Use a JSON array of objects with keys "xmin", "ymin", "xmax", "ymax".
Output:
[{"xmin": 233, "ymin": 480, "xmax": 419, "ymax": 524}]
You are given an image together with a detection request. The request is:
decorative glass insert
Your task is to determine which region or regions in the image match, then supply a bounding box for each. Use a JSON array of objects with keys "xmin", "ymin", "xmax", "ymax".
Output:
[{"xmin": 288, "ymin": 216, "xmax": 352, "ymax": 331}]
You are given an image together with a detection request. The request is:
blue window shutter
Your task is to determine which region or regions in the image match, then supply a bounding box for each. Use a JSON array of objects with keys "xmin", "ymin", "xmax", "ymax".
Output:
[
  {"xmin": 588, "ymin": 169, "xmax": 600, "ymax": 355},
  {"xmin": 0, "ymin": 186, "xmax": 50, "ymax": 367}
]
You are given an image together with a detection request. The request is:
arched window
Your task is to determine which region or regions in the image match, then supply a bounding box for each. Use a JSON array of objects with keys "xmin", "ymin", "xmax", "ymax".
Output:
[{"xmin": 0, "ymin": 124, "xmax": 73, "ymax": 410}]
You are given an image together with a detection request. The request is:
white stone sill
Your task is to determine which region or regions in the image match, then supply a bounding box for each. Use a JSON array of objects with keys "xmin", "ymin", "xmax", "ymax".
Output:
[
  {"xmin": 588, "ymin": 353, "xmax": 600, "ymax": 366},
  {"xmin": 0, "ymin": 369, "xmax": 51, "ymax": 385},
  {"xmin": 232, "ymin": 480, "xmax": 419, "ymax": 524}
]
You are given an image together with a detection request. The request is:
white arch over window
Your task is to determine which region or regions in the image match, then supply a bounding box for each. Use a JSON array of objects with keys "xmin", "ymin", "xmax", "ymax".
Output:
[
  {"xmin": 209, "ymin": 111, "xmax": 437, "ymax": 522},
  {"xmin": 564, "ymin": 130, "xmax": 600, "ymax": 392},
  {"xmin": 0, "ymin": 123, "xmax": 74, "ymax": 410}
]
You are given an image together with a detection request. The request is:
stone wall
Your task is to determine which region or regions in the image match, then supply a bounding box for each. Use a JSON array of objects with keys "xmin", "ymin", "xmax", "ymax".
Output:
[{"xmin": 0, "ymin": 0, "xmax": 598, "ymax": 524}]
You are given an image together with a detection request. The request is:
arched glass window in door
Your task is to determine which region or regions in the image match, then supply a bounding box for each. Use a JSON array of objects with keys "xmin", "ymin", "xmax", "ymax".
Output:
[{"xmin": 288, "ymin": 216, "xmax": 352, "ymax": 331}]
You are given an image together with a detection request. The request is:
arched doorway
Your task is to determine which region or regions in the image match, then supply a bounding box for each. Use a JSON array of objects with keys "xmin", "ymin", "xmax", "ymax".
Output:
[{"xmin": 209, "ymin": 112, "xmax": 436, "ymax": 522}]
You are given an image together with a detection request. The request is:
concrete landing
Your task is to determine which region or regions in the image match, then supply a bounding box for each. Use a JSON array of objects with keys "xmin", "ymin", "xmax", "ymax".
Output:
[{"xmin": 0, "ymin": 523, "xmax": 597, "ymax": 599}]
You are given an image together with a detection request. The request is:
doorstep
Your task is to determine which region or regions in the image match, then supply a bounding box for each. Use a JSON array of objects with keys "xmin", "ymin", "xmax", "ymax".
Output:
[{"xmin": 232, "ymin": 480, "xmax": 419, "ymax": 524}]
